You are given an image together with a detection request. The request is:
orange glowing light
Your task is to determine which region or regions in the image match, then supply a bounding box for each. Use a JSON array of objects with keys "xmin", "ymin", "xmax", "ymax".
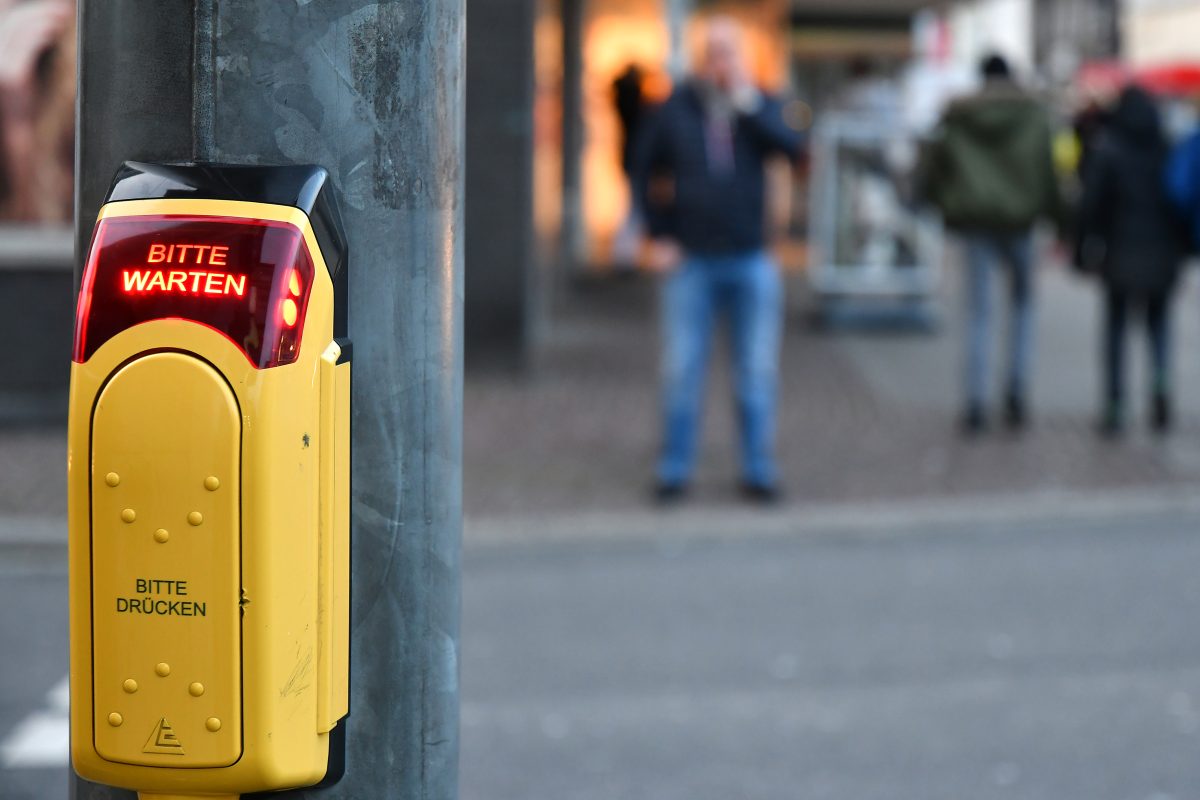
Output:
[
  {"xmin": 288, "ymin": 268, "xmax": 302, "ymax": 297},
  {"xmin": 281, "ymin": 298, "xmax": 298, "ymax": 327}
]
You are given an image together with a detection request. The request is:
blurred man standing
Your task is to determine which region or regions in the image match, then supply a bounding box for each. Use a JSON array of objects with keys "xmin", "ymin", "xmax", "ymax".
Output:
[
  {"xmin": 635, "ymin": 17, "xmax": 801, "ymax": 502},
  {"xmin": 923, "ymin": 54, "xmax": 1062, "ymax": 434}
]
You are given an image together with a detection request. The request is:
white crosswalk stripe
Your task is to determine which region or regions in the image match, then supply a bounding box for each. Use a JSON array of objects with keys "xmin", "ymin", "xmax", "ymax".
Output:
[{"xmin": 0, "ymin": 676, "xmax": 69, "ymax": 769}]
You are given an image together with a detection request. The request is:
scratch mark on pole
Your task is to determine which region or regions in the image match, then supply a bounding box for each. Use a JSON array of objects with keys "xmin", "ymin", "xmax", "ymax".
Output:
[{"xmin": 192, "ymin": 0, "xmax": 217, "ymax": 161}]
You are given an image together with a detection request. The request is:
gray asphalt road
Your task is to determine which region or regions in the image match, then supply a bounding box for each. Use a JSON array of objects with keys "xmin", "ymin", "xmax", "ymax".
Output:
[
  {"xmin": 3, "ymin": 505, "xmax": 1200, "ymax": 799},
  {"xmin": 0, "ymin": 555, "xmax": 69, "ymax": 800},
  {"xmin": 460, "ymin": 509, "xmax": 1200, "ymax": 800}
]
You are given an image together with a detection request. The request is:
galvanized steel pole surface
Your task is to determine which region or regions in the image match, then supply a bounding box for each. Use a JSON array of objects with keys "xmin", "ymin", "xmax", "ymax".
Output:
[
  {"xmin": 73, "ymin": 2, "xmax": 463, "ymax": 798},
  {"xmin": 559, "ymin": 0, "xmax": 586, "ymax": 272}
]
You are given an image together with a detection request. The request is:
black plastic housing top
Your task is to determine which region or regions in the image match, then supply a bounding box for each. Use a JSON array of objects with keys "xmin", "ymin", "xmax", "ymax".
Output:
[{"xmin": 104, "ymin": 161, "xmax": 348, "ymax": 339}]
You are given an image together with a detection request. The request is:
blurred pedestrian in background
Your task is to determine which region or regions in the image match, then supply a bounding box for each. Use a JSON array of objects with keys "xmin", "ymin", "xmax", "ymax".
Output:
[
  {"xmin": 1073, "ymin": 95, "xmax": 1113, "ymax": 181},
  {"xmin": 1078, "ymin": 85, "xmax": 1186, "ymax": 437},
  {"xmin": 634, "ymin": 16, "xmax": 802, "ymax": 503},
  {"xmin": 922, "ymin": 54, "xmax": 1063, "ymax": 435},
  {"xmin": 611, "ymin": 62, "xmax": 647, "ymax": 269},
  {"xmin": 614, "ymin": 62, "xmax": 646, "ymax": 182}
]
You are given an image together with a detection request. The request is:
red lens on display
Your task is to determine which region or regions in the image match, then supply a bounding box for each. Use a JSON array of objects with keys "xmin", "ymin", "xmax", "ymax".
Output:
[{"xmin": 74, "ymin": 215, "xmax": 316, "ymax": 368}]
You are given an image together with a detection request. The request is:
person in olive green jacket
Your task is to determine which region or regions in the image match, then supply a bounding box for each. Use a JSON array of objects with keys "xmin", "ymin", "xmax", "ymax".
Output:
[{"xmin": 923, "ymin": 54, "xmax": 1063, "ymax": 434}]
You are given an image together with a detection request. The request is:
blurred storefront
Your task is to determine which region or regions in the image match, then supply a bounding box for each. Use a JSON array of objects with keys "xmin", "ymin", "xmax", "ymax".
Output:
[
  {"xmin": 0, "ymin": 0, "xmax": 1049, "ymax": 381},
  {"xmin": 543, "ymin": 0, "xmax": 949, "ymax": 277},
  {"xmin": 1034, "ymin": 0, "xmax": 1119, "ymax": 84},
  {"xmin": 946, "ymin": 0, "xmax": 1033, "ymax": 75},
  {"xmin": 1125, "ymin": 0, "xmax": 1200, "ymax": 68},
  {"xmin": 0, "ymin": 0, "xmax": 76, "ymax": 422},
  {"xmin": 542, "ymin": 0, "xmax": 793, "ymax": 275},
  {"xmin": 0, "ymin": 0, "xmax": 1151, "ymax": 380},
  {"xmin": 489, "ymin": 0, "xmax": 1026, "ymax": 363}
]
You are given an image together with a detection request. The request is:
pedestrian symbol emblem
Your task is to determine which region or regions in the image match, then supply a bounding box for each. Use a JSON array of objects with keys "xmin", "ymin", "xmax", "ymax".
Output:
[{"xmin": 143, "ymin": 717, "xmax": 185, "ymax": 755}]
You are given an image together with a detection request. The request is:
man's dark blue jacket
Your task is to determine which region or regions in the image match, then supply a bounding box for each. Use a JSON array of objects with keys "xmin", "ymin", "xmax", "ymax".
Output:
[{"xmin": 633, "ymin": 82, "xmax": 802, "ymax": 257}]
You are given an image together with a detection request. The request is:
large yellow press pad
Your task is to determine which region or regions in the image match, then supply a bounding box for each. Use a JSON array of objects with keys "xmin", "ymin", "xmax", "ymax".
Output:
[{"xmin": 91, "ymin": 353, "xmax": 243, "ymax": 768}]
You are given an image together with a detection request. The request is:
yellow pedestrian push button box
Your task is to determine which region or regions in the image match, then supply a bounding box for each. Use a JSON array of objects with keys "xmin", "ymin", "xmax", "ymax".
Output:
[{"xmin": 68, "ymin": 163, "xmax": 351, "ymax": 800}]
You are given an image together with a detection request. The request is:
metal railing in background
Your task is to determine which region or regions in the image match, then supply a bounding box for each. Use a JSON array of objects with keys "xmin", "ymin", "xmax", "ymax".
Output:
[{"xmin": 807, "ymin": 112, "xmax": 943, "ymax": 329}]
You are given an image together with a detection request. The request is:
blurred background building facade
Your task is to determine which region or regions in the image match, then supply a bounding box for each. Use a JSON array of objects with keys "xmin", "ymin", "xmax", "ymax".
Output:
[
  {"xmin": 3, "ymin": 0, "xmax": 1200, "ymax": 396},
  {"xmin": 0, "ymin": 0, "xmax": 74, "ymax": 422},
  {"xmin": 446, "ymin": 0, "xmax": 1200, "ymax": 366}
]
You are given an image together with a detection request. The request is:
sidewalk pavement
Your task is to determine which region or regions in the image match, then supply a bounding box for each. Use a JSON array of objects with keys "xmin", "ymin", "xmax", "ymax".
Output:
[
  {"xmin": 7, "ymin": 253, "xmax": 1200, "ymax": 536},
  {"xmin": 9, "ymin": 482, "xmax": 1200, "ymax": 555},
  {"xmin": 466, "ymin": 259, "xmax": 1200, "ymax": 518}
]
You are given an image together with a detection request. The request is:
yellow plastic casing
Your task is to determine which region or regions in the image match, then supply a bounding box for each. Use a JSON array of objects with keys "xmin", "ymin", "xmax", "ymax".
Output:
[{"xmin": 68, "ymin": 199, "xmax": 350, "ymax": 799}]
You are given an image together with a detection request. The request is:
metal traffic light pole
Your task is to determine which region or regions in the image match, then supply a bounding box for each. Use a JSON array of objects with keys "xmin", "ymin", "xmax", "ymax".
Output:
[{"xmin": 72, "ymin": 1, "xmax": 463, "ymax": 798}]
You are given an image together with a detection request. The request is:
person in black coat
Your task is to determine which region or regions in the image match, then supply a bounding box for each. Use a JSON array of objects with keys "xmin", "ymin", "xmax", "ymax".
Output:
[
  {"xmin": 613, "ymin": 63, "xmax": 645, "ymax": 179},
  {"xmin": 1077, "ymin": 85, "xmax": 1188, "ymax": 435}
]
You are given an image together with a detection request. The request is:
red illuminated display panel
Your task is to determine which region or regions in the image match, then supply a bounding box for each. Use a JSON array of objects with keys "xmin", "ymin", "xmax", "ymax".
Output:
[{"xmin": 74, "ymin": 215, "xmax": 315, "ymax": 368}]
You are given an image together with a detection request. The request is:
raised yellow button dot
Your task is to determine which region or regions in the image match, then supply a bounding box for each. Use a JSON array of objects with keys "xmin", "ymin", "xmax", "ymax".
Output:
[
  {"xmin": 204, "ymin": 476, "xmax": 220, "ymax": 491},
  {"xmin": 120, "ymin": 508, "xmax": 136, "ymax": 524},
  {"xmin": 205, "ymin": 717, "xmax": 222, "ymax": 732},
  {"xmin": 122, "ymin": 679, "xmax": 138, "ymax": 694},
  {"xmin": 188, "ymin": 682, "xmax": 205, "ymax": 697},
  {"xmin": 154, "ymin": 662, "xmax": 171, "ymax": 677},
  {"xmin": 108, "ymin": 712, "xmax": 123, "ymax": 727},
  {"xmin": 153, "ymin": 528, "xmax": 170, "ymax": 544},
  {"xmin": 105, "ymin": 472, "xmax": 120, "ymax": 487},
  {"xmin": 187, "ymin": 511, "xmax": 203, "ymax": 526}
]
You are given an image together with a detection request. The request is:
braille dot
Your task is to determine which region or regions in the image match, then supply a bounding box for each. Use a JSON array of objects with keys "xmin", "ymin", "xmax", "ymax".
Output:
[
  {"xmin": 120, "ymin": 508, "xmax": 136, "ymax": 524},
  {"xmin": 122, "ymin": 679, "xmax": 138, "ymax": 694},
  {"xmin": 154, "ymin": 528, "xmax": 170, "ymax": 544},
  {"xmin": 108, "ymin": 712, "xmax": 123, "ymax": 727},
  {"xmin": 155, "ymin": 662, "xmax": 171, "ymax": 677},
  {"xmin": 205, "ymin": 717, "xmax": 222, "ymax": 732},
  {"xmin": 187, "ymin": 511, "xmax": 203, "ymax": 527},
  {"xmin": 188, "ymin": 682, "xmax": 205, "ymax": 697},
  {"xmin": 204, "ymin": 476, "xmax": 220, "ymax": 491},
  {"xmin": 105, "ymin": 473, "xmax": 120, "ymax": 487}
]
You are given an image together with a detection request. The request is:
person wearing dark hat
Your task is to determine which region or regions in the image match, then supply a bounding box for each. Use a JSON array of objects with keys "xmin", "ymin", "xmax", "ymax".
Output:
[{"xmin": 922, "ymin": 53, "xmax": 1064, "ymax": 434}]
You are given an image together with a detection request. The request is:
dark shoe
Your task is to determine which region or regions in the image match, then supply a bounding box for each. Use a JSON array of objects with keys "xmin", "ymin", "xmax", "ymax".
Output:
[
  {"xmin": 740, "ymin": 481, "xmax": 781, "ymax": 504},
  {"xmin": 654, "ymin": 481, "xmax": 688, "ymax": 504},
  {"xmin": 961, "ymin": 404, "xmax": 987, "ymax": 436},
  {"xmin": 1004, "ymin": 392, "xmax": 1027, "ymax": 431},
  {"xmin": 1152, "ymin": 392, "xmax": 1172, "ymax": 434}
]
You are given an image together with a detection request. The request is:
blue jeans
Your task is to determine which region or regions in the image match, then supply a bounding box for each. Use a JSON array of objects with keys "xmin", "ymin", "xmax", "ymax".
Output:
[
  {"xmin": 964, "ymin": 232, "xmax": 1034, "ymax": 407},
  {"xmin": 658, "ymin": 250, "xmax": 783, "ymax": 487}
]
